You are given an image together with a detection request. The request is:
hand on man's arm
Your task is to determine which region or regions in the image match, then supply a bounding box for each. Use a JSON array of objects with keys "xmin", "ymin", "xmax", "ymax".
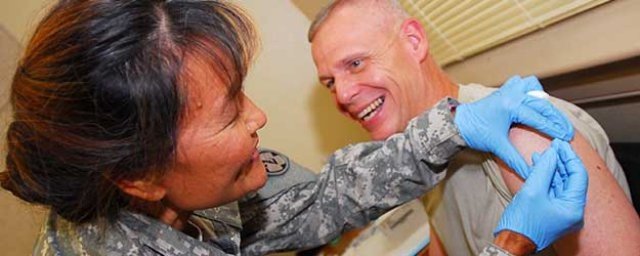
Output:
[
  {"xmin": 454, "ymin": 75, "xmax": 574, "ymax": 177},
  {"xmin": 499, "ymin": 126, "xmax": 640, "ymax": 255},
  {"xmin": 491, "ymin": 140, "xmax": 588, "ymax": 255}
]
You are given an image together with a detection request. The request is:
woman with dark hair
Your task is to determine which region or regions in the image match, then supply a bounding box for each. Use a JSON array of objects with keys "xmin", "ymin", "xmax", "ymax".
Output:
[{"xmin": 1, "ymin": 0, "xmax": 588, "ymax": 255}]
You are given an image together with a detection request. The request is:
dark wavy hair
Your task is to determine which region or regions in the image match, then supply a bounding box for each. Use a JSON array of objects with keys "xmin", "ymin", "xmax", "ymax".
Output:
[{"xmin": 0, "ymin": 0, "xmax": 258, "ymax": 223}]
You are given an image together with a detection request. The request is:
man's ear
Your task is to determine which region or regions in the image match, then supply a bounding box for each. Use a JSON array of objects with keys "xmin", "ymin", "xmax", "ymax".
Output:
[
  {"xmin": 116, "ymin": 179, "xmax": 166, "ymax": 202},
  {"xmin": 401, "ymin": 18, "xmax": 429, "ymax": 62}
]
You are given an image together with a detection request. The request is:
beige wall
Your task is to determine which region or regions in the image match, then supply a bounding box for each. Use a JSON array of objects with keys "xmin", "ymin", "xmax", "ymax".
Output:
[
  {"xmin": 0, "ymin": 20, "xmax": 44, "ymax": 256},
  {"xmin": 0, "ymin": 0, "xmax": 52, "ymax": 44},
  {"xmin": 1, "ymin": 0, "xmax": 52, "ymax": 253}
]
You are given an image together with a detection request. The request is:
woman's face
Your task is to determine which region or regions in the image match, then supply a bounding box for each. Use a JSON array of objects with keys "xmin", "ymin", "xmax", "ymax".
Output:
[{"xmin": 160, "ymin": 58, "xmax": 268, "ymax": 211}]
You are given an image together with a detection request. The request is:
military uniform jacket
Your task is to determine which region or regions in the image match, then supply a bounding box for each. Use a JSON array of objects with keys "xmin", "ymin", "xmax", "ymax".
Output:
[{"xmin": 33, "ymin": 99, "xmax": 466, "ymax": 256}]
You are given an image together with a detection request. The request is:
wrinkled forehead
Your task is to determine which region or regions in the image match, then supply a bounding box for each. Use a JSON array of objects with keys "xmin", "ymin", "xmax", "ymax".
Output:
[{"xmin": 311, "ymin": 4, "xmax": 398, "ymax": 69}]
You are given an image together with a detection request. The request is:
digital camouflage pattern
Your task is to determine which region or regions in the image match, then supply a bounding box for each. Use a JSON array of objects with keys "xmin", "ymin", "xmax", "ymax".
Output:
[
  {"xmin": 33, "ymin": 98, "xmax": 468, "ymax": 255},
  {"xmin": 34, "ymin": 205, "xmax": 241, "ymax": 256},
  {"xmin": 239, "ymin": 98, "xmax": 465, "ymax": 255},
  {"xmin": 479, "ymin": 244, "xmax": 514, "ymax": 256}
]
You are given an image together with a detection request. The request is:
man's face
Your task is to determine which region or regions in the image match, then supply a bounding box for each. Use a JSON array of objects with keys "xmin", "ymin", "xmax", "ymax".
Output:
[{"xmin": 311, "ymin": 4, "xmax": 427, "ymax": 140}]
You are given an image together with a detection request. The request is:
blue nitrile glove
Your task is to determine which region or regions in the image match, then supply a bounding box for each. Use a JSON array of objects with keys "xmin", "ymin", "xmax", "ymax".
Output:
[
  {"xmin": 454, "ymin": 75, "xmax": 574, "ymax": 178},
  {"xmin": 494, "ymin": 139, "xmax": 588, "ymax": 251}
]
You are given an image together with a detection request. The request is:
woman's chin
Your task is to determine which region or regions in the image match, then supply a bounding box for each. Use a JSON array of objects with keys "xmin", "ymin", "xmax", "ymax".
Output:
[
  {"xmin": 241, "ymin": 163, "xmax": 268, "ymax": 194},
  {"xmin": 250, "ymin": 165, "xmax": 268, "ymax": 191}
]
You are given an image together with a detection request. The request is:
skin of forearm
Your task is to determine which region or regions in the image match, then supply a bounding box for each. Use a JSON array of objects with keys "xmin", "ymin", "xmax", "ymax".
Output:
[{"xmin": 494, "ymin": 230, "xmax": 537, "ymax": 255}]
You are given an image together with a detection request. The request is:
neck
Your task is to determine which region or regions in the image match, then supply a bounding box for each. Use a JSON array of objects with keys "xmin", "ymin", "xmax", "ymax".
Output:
[
  {"xmin": 157, "ymin": 206, "xmax": 192, "ymax": 231},
  {"xmin": 130, "ymin": 199, "xmax": 192, "ymax": 230},
  {"xmin": 417, "ymin": 55, "xmax": 458, "ymax": 108}
]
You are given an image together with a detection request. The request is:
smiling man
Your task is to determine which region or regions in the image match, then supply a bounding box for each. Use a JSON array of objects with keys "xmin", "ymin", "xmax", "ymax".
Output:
[
  {"xmin": 309, "ymin": 0, "xmax": 640, "ymax": 255},
  {"xmin": 311, "ymin": 1, "xmax": 453, "ymax": 141}
]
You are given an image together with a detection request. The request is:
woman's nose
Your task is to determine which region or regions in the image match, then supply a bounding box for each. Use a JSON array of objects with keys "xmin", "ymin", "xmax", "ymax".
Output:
[{"xmin": 243, "ymin": 96, "xmax": 267, "ymax": 133}]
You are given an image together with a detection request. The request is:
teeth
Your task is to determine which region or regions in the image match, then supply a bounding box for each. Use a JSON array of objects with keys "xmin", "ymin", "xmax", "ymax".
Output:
[{"xmin": 358, "ymin": 97, "xmax": 384, "ymax": 120}]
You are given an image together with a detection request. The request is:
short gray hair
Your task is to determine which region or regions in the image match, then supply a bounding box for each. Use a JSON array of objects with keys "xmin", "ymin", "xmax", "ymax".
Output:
[{"xmin": 307, "ymin": 0, "xmax": 409, "ymax": 42}]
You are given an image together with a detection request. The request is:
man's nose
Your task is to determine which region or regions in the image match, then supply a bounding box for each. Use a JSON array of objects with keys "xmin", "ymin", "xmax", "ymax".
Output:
[{"xmin": 334, "ymin": 78, "xmax": 360, "ymax": 105}]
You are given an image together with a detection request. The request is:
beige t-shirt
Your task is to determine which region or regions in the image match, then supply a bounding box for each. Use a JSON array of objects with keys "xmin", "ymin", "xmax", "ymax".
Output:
[{"xmin": 422, "ymin": 83, "xmax": 631, "ymax": 256}]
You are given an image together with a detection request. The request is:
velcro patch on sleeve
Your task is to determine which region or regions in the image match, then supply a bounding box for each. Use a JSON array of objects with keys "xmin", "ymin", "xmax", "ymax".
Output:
[
  {"xmin": 240, "ymin": 148, "xmax": 317, "ymax": 201},
  {"xmin": 260, "ymin": 149, "xmax": 289, "ymax": 176}
]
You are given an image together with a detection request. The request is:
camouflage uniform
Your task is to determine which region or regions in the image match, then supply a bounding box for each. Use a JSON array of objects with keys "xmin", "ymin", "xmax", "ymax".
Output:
[
  {"xmin": 479, "ymin": 244, "xmax": 515, "ymax": 256},
  {"xmin": 34, "ymin": 98, "xmax": 469, "ymax": 255}
]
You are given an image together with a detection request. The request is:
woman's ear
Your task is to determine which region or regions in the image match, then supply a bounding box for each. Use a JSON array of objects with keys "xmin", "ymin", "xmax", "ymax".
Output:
[
  {"xmin": 116, "ymin": 179, "xmax": 166, "ymax": 202},
  {"xmin": 401, "ymin": 18, "xmax": 429, "ymax": 62}
]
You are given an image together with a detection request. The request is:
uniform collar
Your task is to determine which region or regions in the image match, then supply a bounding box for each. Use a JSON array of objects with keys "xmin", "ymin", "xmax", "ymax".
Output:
[
  {"xmin": 194, "ymin": 202, "xmax": 242, "ymax": 229},
  {"xmin": 119, "ymin": 202, "xmax": 242, "ymax": 255}
]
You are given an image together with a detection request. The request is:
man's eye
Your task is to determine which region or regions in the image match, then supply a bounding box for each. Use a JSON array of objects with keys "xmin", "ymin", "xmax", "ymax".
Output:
[
  {"xmin": 351, "ymin": 59, "xmax": 361, "ymax": 68},
  {"xmin": 326, "ymin": 79, "xmax": 335, "ymax": 90}
]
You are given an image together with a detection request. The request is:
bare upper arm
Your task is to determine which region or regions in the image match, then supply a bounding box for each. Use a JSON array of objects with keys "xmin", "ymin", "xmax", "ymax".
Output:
[{"xmin": 495, "ymin": 125, "xmax": 640, "ymax": 255}]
